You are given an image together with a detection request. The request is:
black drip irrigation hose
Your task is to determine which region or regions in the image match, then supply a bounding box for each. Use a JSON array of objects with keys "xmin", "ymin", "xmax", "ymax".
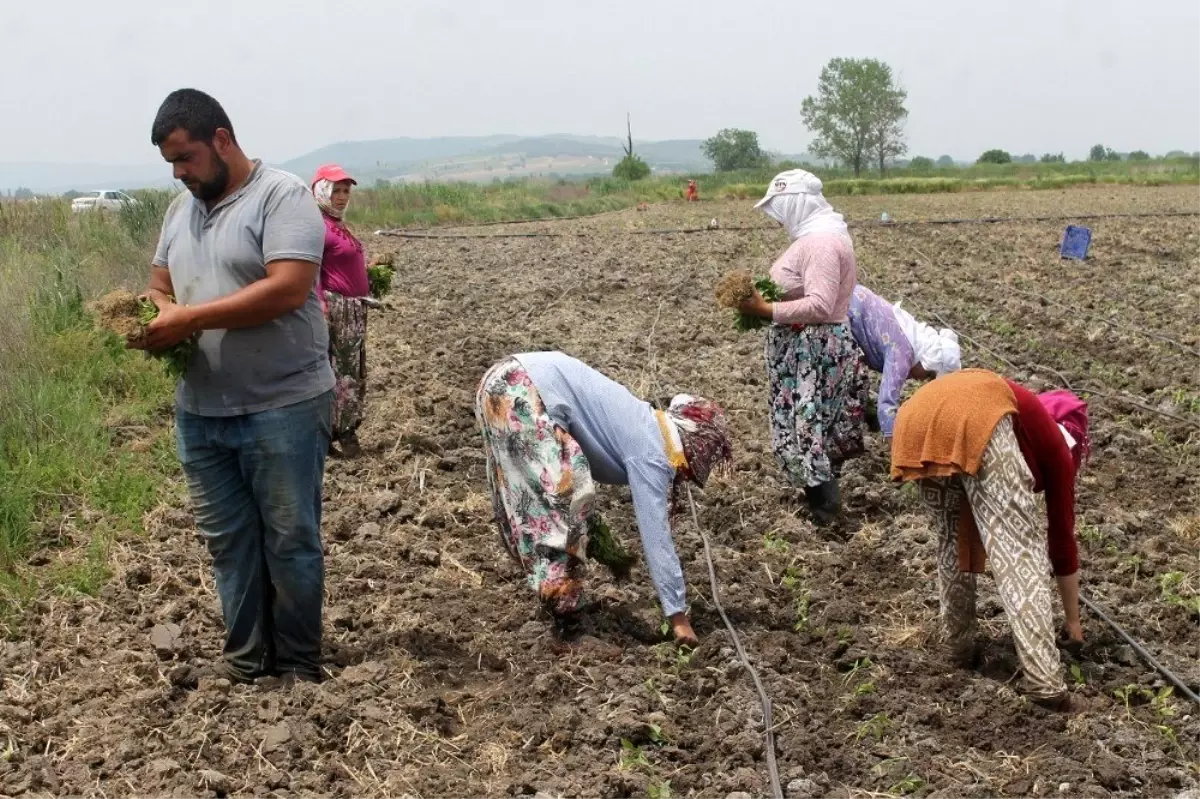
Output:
[
  {"xmin": 1080, "ymin": 593, "xmax": 1200, "ymax": 706},
  {"xmin": 373, "ymin": 224, "xmax": 768, "ymax": 240},
  {"xmin": 686, "ymin": 485, "xmax": 784, "ymax": 799},
  {"xmin": 854, "ymin": 209, "xmax": 1200, "ymax": 228},
  {"xmin": 373, "ymin": 209, "xmax": 1199, "ymax": 240}
]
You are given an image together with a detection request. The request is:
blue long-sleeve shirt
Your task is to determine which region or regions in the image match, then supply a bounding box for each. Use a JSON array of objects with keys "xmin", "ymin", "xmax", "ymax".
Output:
[
  {"xmin": 514, "ymin": 352, "xmax": 687, "ymax": 616},
  {"xmin": 846, "ymin": 285, "xmax": 917, "ymax": 437}
]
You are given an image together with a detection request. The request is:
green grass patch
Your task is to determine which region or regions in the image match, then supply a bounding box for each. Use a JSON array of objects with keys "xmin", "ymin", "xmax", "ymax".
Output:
[
  {"xmin": 346, "ymin": 157, "xmax": 1199, "ymax": 229},
  {"xmin": 0, "ymin": 196, "xmax": 178, "ymax": 630}
]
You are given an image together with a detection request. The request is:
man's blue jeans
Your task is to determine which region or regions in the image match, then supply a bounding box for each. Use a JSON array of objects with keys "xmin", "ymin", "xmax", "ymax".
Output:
[{"xmin": 176, "ymin": 391, "xmax": 332, "ymax": 681}]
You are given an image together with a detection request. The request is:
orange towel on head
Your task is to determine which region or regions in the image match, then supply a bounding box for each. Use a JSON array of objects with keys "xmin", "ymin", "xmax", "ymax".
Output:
[{"xmin": 890, "ymin": 369, "xmax": 1018, "ymax": 483}]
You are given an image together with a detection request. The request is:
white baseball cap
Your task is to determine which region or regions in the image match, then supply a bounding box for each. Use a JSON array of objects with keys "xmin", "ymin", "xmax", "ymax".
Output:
[{"xmin": 754, "ymin": 169, "xmax": 825, "ymax": 208}]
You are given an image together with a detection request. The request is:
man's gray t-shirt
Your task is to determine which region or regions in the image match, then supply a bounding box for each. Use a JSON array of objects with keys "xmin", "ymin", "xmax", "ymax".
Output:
[{"xmin": 153, "ymin": 161, "xmax": 335, "ymax": 417}]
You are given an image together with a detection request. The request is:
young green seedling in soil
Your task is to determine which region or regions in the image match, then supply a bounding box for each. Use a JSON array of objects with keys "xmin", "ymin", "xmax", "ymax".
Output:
[
  {"xmin": 1158, "ymin": 571, "xmax": 1200, "ymax": 614},
  {"xmin": 889, "ymin": 774, "xmax": 924, "ymax": 796},
  {"xmin": 1077, "ymin": 523, "xmax": 1108, "ymax": 549},
  {"xmin": 781, "ymin": 565, "xmax": 811, "ymax": 633},
  {"xmin": 851, "ymin": 712, "xmax": 893, "ymax": 744},
  {"xmin": 1069, "ymin": 663, "xmax": 1086, "ymax": 687},
  {"xmin": 618, "ymin": 739, "xmax": 651, "ymax": 771},
  {"xmin": 643, "ymin": 678, "xmax": 668, "ymax": 711},
  {"xmin": 1113, "ymin": 685, "xmax": 1183, "ymax": 752},
  {"xmin": 840, "ymin": 656, "xmax": 879, "ymax": 703},
  {"xmin": 648, "ymin": 779, "xmax": 673, "ymax": 799},
  {"xmin": 878, "ymin": 753, "xmax": 921, "ymax": 791},
  {"xmin": 647, "ymin": 723, "xmax": 670, "ymax": 747},
  {"xmin": 762, "ymin": 529, "xmax": 789, "ymax": 553},
  {"xmin": 1171, "ymin": 388, "xmax": 1200, "ymax": 415},
  {"xmin": 1121, "ymin": 554, "xmax": 1145, "ymax": 586},
  {"xmin": 653, "ymin": 642, "xmax": 695, "ymax": 674},
  {"xmin": 1114, "ymin": 684, "xmax": 1177, "ymax": 719},
  {"xmin": 842, "ymin": 657, "xmax": 874, "ymax": 685}
]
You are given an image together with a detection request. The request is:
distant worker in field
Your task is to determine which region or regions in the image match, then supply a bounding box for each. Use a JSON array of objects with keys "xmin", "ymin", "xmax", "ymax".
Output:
[
  {"xmin": 733, "ymin": 169, "xmax": 868, "ymax": 526},
  {"xmin": 890, "ymin": 369, "xmax": 1091, "ymax": 712},
  {"xmin": 134, "ymin": 89, "xmax": 333, "ymax": 684},
  {"xmin": 475, "ymin": 352, "xmax": 732, "ymax": 645},
  {"xmin": 686, "ymin": 180, "xmax": 698, "ymax": 201},
  {"xmin": 311, "ymin": 164, "xmax": 372, "ymax": 458},
  {"xmin": 846, "ymin": 284, "xmax": 962, "ymax": 438}
]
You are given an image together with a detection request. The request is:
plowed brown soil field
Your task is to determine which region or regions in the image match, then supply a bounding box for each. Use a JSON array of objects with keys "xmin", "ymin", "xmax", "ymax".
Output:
[{"xmin": 2, "ymin": 185, "xmax": 1197, "ymax": 798}]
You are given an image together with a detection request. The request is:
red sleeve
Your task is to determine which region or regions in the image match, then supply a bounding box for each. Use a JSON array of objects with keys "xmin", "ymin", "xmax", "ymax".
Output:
[{"xmin": 1007, "ymin": 381, "xmax": 1079, "ymax": 576}]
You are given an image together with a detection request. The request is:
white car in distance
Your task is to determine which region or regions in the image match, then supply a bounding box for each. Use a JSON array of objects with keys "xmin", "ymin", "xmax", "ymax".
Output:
[{"xmin": 71, "ymin": 190, "xmax": 138, "ymax": 213}]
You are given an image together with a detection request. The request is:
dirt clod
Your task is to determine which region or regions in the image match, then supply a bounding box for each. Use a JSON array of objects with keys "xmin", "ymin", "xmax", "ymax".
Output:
[
  {"xmin": 92, "ymin": 288, "xmax": 144, "ymax": 341},
  {"xmin": 197, "ymin": 769, "xmax": 231, "ymax": 794},
  {"xmin": 150, "ymin": 623, "xmax": 182, "ymax": 658},
  {"xmin": 261, "ymin": 723, "xmax": 291, "ymax": 752},
  {"xmin": 788, "ymin": 778, "xmax": 820, "ymax": 797},
  {"xmin": 715, "ymin": 270, "xmax": 756, "ymax": 308}
]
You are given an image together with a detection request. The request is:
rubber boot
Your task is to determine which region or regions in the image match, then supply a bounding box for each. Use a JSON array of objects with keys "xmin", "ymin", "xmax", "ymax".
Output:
[
  {"xmin": 804, "ymin": 480, "xmax": 841, "ymax": 527},
  {"xmin": 340, "ymin": 431, "xmax": 362, "ymax": 458}
]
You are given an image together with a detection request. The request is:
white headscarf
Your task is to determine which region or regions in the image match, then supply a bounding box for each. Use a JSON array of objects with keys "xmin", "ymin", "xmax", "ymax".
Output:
[
  {"xmin": 892, "ymin": 301, "xmax": 962, "ymax": 375},
  {"xmin": 312, "ymin": 178, "xmax": 347, "ymax": 219},
  {"xmin": 755, "ymin": 169, "xmax": 848, "ymax": 240},
  {"xmin": 1058, "ymin": 424, "xmax": 1077, "ymax": 451}
]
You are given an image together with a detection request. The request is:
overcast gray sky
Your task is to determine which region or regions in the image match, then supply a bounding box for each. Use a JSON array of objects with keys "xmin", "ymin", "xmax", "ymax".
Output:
[{"xmin": 3, "ymin": 0, "xmax": 1198, "ymax": 166}]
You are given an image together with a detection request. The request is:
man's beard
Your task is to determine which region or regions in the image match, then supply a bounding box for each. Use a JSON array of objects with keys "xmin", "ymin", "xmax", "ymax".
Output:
[{"xmin": 189, "ymin": 151, "xmax": 231, "ymax": 202}]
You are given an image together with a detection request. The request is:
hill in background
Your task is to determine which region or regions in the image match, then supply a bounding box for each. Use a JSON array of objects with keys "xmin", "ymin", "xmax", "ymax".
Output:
[
  {"xmin": 277, "ymin": 135, "xmax": 748, "ymax": 185},
  {"xmin": 4, "ymin": 135, "xmax": 813, "ymax": 194}
]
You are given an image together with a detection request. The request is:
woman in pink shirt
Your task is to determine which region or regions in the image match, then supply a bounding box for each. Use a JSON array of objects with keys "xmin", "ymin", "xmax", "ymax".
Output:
[
  {"xmin": 312, "ymin": 164, "xmax": 371, "ymax": 457},
  {"xmin": 736, "ymin": 170, "xmax": 868, "ymax": 525}
]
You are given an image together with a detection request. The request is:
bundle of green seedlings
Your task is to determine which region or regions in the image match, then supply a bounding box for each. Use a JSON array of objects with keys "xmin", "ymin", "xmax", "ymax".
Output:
[
  {"xmin": 368, "ymin": 251, "xmax": 396, "ymax": 299},
  {"xmin": 93, "ymin": 289, "xmax": 194, "ymax": 379},
  {"xmin": 586, "ymin": 514, "xmax": 636, "ymax": 581},
  {"xmin": 714, "ymin": 269, "xmax": 784, "ymax": 331}
]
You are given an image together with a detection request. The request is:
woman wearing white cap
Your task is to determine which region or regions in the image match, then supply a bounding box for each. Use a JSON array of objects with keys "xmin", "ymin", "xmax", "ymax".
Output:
[
  {"xmin": 736, "ymin": 170, "xmax": 869, "ymax": 525},
  {"xmin": 846, "ymin": 284, "xmax": 962, "ymax": 439}
]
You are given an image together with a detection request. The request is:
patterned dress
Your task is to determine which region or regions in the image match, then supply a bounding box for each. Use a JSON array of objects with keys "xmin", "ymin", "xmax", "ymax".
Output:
[
  {"xmin": 475, "ymin": 358, "xmax": 596, "ymax": 615},
  {"xmin": 324, "ymin": 292, "xmax": 368, "ymax": 440},
  {"xmin": 765, "ymin": 233, "xmax": 869, "ymax": 487}
]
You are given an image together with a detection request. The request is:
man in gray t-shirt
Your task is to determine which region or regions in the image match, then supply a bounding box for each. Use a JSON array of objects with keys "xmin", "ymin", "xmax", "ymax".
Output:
[{"xmin": 132, "ymin": 88, "xmax": 333, "ymax": 684}]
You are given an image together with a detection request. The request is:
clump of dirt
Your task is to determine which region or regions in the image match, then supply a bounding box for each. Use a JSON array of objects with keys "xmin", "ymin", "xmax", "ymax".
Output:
[
  {"xmin": 92, "ymin": 290, "xmax": 194, "ymax": 378},
  {"xmin": 92, "ymin": 288, "xmax": 145, "ymax": 343},
  {"xmin": 715, "ymin": 269, "xmax": 755, "ymax": 308}
]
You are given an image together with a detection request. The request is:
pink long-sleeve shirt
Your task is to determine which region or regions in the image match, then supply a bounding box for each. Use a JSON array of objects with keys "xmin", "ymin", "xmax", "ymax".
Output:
[
  {"xmin": 318, "ymin": 215, "xmax": 369, "ymax": 299},
  {"xmin": 768, "ymin": 232, "xmax": 858, "ymax": 326}
]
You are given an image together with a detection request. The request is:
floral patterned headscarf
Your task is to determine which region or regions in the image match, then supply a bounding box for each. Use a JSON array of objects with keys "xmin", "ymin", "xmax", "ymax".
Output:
[
  {"xmin": 667, "ymin": 394, "xmax": 733, "ymax": 488},
  {"xmin": 312, "ymin": 178, "xmax": 348, "ymax": 219}
]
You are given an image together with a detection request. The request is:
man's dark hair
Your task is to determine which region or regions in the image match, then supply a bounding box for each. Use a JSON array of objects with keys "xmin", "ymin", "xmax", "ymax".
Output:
[{"xmin": 151, "ymin": 89, "xmax": 237, "ymax": 147}]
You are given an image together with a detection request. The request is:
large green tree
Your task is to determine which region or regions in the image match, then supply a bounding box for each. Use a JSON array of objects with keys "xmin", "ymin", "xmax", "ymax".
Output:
[
  {"xmin": 701, "ymin": 128, "xmax": 768, "ymax": 171},
  {"xmin": 977, "ymin": 149, "xmax": 1012, "ymax": 164},
  {"xmin": 800, "ymin": 58, "xmax": 908, "ymax": 176}
]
